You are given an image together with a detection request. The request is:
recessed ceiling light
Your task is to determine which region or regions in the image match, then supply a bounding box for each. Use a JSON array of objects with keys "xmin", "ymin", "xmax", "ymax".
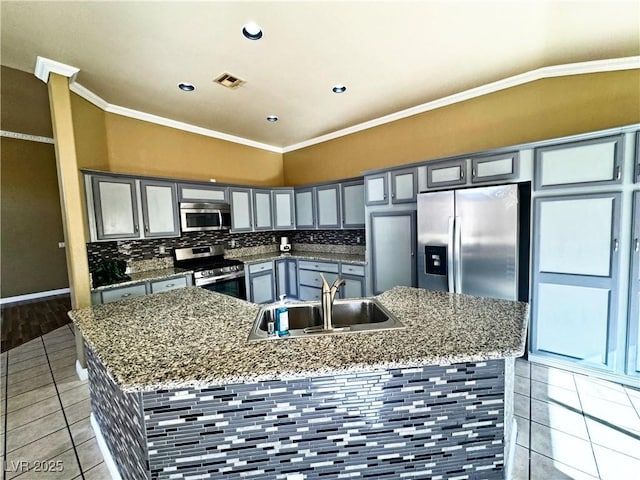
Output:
[
  {"xmin": 332, "ymin": 85, "xmax": 347, "ymax": 94},
  {"xmin": 266, "ymin": 115, "xmax": 279, "ymax": 122},
  {"xmin": 178, "ymin": 83, "xmax": 195, "ymax": 92},
  {"xmin": 242, "ymin": 22, "xmax": 263, "ymax": 40}
]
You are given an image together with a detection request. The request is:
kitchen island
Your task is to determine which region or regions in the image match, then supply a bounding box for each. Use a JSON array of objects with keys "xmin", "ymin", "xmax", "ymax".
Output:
[{"xmin": 69, "ymin": 286, "xmax": 528, "ymax": 480}]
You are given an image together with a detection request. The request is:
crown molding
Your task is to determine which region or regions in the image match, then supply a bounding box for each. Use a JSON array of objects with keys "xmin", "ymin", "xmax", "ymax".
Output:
[
  {"xmin": 34, "ymin": 56, "xmax": 80, "ymax": 83},
  {"xmin": 283, "ymin": 56, "xmax": 640, "ymax": 153},
  {"xmin": 0, "ymin": 130, "xmax": 55, "ymax": 144},
  {"xmin": 69, "ymin": 83, "xmax": 109, "ymax": 110}
]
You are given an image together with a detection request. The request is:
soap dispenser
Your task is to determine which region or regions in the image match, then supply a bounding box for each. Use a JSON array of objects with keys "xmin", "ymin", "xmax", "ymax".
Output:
[{"xmin": 276, "ymin": 294, "xmax": 289, "ymax": 336}]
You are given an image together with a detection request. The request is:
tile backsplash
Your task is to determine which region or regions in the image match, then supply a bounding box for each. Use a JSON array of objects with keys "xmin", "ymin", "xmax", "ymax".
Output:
[{"xmin": 86, "ymin": 229, "xmax": 365, "ymax": 272}]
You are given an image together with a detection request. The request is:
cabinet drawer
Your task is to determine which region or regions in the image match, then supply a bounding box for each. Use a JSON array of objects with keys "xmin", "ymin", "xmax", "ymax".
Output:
[
  {"xmin": 299, "ymin": 269, "xmax": 339, "ymax": 288},
  {"xmin": 249, "ymin": 261, "xmax": 273, "ymax": 274},
  {"xmin": 341, "ymin": 263, "xmax": 365, "ymax": 276},
  {"xmin": 101, "ymin": 284, "xmax": 146, "ymax": 304},
  {"xmin": 150, "ymin": 276, "xmax": 187, "ymax": 294},
  {"xmin": 299, "ymin": 285, "xmax": 323, "ymax": 301},
  {"xmin": 297, "ymin": 260, "xmax": 339, "ymax": 273}
]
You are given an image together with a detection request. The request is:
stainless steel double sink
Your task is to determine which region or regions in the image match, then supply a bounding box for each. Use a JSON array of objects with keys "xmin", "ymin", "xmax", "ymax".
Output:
[{"xmin": 247, "ymin": 298, "xmax": 405, "ymax": 342}]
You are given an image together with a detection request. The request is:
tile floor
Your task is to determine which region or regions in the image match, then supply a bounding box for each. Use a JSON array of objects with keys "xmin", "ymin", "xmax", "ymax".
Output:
[
  {"xmin": 1, "ymin": 324, "xmax": 108, "ymax": 479},
  {"xmin": 2, "ymin": 326, "xmax": 640, "ymax": 479}
]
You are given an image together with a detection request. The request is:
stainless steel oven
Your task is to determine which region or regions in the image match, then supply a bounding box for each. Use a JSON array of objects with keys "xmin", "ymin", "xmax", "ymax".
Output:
[
  {"xmin": 174, "ymin": 245, "xmax": 246, "ymax": 300},
  {"xmin": 179, "ymin": 203, "xmax": 232, "ymax": 232}
]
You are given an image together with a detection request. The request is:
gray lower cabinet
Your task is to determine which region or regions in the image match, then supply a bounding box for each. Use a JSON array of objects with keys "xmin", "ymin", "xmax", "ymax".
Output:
[
  {"xmin": 150, "ymin": 276, "xmax": 188, "ymax": 294},
  {"xmin": 230, "ymin": 188, "xmax": 253, "ymax": 232},
  {"xmin": 91, "ymin": 176, "xmax": 140, "ymax": 240},
  {"xmin": 92, "ymin": 274, "xmax": 191, "ymax": 304},
  {"xmin": 340, "ymin": 263, "xmax": 366, "ymax": 298},
  {"xmin": 272, "ymin": 189, "xmax": 295, "ymax": 230},
  {"xmin": 341, "ymin": 181, "xmax": 365, "ymax": 228},
  {"xmin": 295, "ymin": 188, "xmax": 316, "ymax": 229},
  {"xmin": 275, "ymin": 258, "xmax": 298, "ymax": 300},
  {"xmin": 531, "ymin": 192, "xmax": 622, "ymax": 370},
  {"xmin": 627, "ymin": 192, "xmax": 640, "ymax": 375},
  {"xmin": 316, "ymin": 185, "xmax": 341, "ymax": 228},
  {"xmin": 99, "ymin": 284, "xmax": 147, "ymax": 304},
  {"xmin": 139, "ymin": 180, "xmax": 180, "ymax": 238},
  {"xmin": 298, "ymin": 260, "xmax": 339, "ymax": 301},
  {"xmin": 370, "ymin": 211, "xmax": 416, "ymax": 294},
  {"xmin": 248, "ymin": 261, "xmax": 275, "ymax": 304}
]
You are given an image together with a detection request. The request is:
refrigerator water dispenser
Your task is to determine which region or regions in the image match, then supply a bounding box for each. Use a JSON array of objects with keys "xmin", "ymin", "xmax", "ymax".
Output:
[{"xmin": 424, "ymin": 245, "xmax": 447, "ymax": 275}]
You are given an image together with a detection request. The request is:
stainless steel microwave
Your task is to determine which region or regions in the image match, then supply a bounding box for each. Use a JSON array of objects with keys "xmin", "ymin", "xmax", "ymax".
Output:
[{"xmin": 179, "ymin": 202, "xmax": 232, "ymax": 232}]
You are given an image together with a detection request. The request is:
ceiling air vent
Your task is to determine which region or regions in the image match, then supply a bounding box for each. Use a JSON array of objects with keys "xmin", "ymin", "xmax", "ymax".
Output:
[{"xmin": 213, "ymin": 72, "xmax": 245, "ymax": 89}]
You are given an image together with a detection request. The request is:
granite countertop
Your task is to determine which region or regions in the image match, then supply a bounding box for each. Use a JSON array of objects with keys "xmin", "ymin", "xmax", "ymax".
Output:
[
  {"xmin": 91, "ymin": 268, "xmax": 192, "ymax": 292},
  {"xmin": 232, "ymin": 251, "xmax": 366, "ymax": 265},
  {"xmin": 70, "ymin": 286, "xmax": 528, "ymax": 392}
]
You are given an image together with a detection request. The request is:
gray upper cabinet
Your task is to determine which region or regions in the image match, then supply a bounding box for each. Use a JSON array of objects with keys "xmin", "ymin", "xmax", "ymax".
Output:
[
  {"xmin": 635, "ymin": 132, "xmax": 640, "ymax": 184},
  {"xmin": 341, "ymin": 180, "xmax": 365, "ymax": 228},
  {"xmin": 365, "ymin": 174, "xmax": 388, "ymax": 205},
  {"xmin": 230, "ymin": 188, "xmax": 253, "ymax": 232},
  {"xmin": 272, "ymin": 189, "xmax": 295, "ymax": 230},
  {"xmin": 316, "ymin": 184, "xmax": 341, "ymax": 229},
  {"xmin": 471, "ymin": 152, "xmax": 519, "ymax": 184},
  {"xmin": 627, "ymin": 192, "xmax": 640, "ymax": 376},
  {"xmin": 178, "ymin": 183, "xmax": 228, "ymax": 202},
  {"xmin": 531, "ymin": 192, "xmax": 622, "ymax": 370},
  {"xmin": 391, "ymin": 168, "xmax": 417, "ymax": 203},
  {"xmin": 295, "ymin": 188, "xmax": 316, "ymax": 229},
  {"xmin": 139, "ymin": 180, "xmax": 179, "ymax": 238},
  {"xmin": 252, "ymin": 189, "xmax": 273, "ymax": 231},
  {"xmin": 426, "ymin": 159, "xmax": 467, "ymax": 188},
  {"xmin": 370, "ymin": 211, "xmax": 416, "ymax": 294},
  {"xmin": 91, "ymin": 175, "xmax": 140, "ymax": 240},
  {"xmin": 534, "ymin": 135, "xmax": 624, "ymax": 189}
]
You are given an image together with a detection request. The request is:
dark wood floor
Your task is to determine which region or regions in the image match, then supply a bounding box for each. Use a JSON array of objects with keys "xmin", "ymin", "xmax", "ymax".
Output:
[{"xmin": 1, "ymin": 294, "xmax": 72, "ymax": 352}]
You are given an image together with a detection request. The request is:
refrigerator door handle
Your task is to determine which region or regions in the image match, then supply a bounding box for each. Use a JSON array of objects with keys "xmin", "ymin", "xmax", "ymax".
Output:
[
  {"xmin": 447, "ymin": 217, "xmax": 455, "ymax": 293},
  {"xmin": 454, "ymin": 216, "xmax": 462, "ymax": 293}
]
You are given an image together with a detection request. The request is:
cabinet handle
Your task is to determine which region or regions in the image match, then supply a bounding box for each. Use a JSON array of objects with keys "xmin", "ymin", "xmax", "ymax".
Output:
[
  {"xmin": 134, "ymin": 224, "xmax": 139, "ymax": 233},
  {"xmin": 391, "ymin": 193, "xmax": 395, "ymax": 198},
  {"xmin": 616, "ymin": 166, "xmax": 621, "ymax": 180},
  {"xmin": 122, "ymin": 293, "xmax": 131, "ymax": 297},
  {"xmin": 613, "ymin": 239, "xmax": 619, "ymax": 252},
  {"xmin": 144, "ymin": 224, "xmax": 149, "ymax": 233},
  {"xmin": 166, "ymin": 283, "xmax": 174, "ymax": 287},
  {"xmin": 472, "ymin": 168, "xmax": 477, "ymax": 178},
  {"xmin": 460, "ymin": 169, "xmax": 465, "ymax": 179},
  {"xmin": 635, "ymin": 238, "xmax": 639, "ymax": 252}
]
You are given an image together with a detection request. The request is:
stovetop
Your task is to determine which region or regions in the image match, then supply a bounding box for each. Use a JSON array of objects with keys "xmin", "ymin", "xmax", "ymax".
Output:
[{"xmin": 173, "ymin": 245, "xmax": 244, "ymax": 274}]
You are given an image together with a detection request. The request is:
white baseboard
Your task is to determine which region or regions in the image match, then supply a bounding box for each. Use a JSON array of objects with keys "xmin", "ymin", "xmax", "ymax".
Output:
[
  {"xmin": 76, "ymin": 360, "xmax": 88, "ymax": 381},
  {"xmin": 0, "ymin": 288, "xmax": 70, "ymax": 305},
  {"xmin": 90, "ymin": 413, "xmax": 122, "ymax": 480}
]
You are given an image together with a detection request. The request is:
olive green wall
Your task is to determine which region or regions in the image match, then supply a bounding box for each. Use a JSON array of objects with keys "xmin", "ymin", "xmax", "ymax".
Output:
[
  {"xmin": 1, "ymin": 66, "xmax": 69, "ymax": 297},
  {"xmin": 283, "ymin": 70, "xmax": 640, "ymax": 185}
]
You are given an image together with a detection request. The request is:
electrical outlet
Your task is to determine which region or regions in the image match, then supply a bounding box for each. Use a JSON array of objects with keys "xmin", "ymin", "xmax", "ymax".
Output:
[
  {"xmin": 310, "ymin": 235, "xmax": 314, "ymax": 242},
  {"xmin": 272, "ymin": 236, "xmax": 276, "ymax": 243},
  {"xmin": 58, "ymin": 242, "xmax": 65, "ymax": 248},
  {"xmin": 356, "ymin": 236, "xmax": 361, "ymax": 244},
  {"xmin": 230, "ymin": 239, "xmax": 236, "ymax": 248},
  {"xmin": 158, "ymin": 246, "xmax": 166, "ymax": 254}
]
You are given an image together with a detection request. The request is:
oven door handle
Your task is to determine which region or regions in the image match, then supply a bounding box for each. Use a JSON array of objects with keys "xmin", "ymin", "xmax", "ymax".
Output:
[{"xmin": 195, "ymin": 271, "xmax": 245, "ymax": 285}]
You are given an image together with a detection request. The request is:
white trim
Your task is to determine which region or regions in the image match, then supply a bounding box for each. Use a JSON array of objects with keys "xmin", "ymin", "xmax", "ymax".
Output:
[
  {"xmin": 34, "ymin": 56, "xmax": 79, "ymax": 83},
  {"xmin": 90, "ymin": 413, "xmax": 123, "ymax": 480},
  {"xmin": 76, "ymin": 359, "xmax": 88, "ymax": 381},
  {"xmin": 0, "ymin": 130, "xmax": 55, "ymax": 144},
  {"xmin": 0, "ymin": 288, "xmax": 70, "ymax": 305},
  {"xmin": 283, "ymin": 56, "xmax": 640, "ymax": 152}
]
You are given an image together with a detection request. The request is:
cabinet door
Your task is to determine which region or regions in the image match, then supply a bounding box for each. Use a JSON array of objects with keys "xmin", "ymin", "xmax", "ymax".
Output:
[
  {"xmin": 471, "ymin": 152, "xmax": 518, "ymax": 184},
  {"xmin": 273, "ymin": 189, "xmax": 295, "ymax": 230},
  {"xmin": 535, "ymin": 135, "xmax": 624, "ymax": 189},
  {"xmin": 365, "ymin": 174, "xmax": 388, "ymax": 205},
  {"xmin": 316, "ymin": 185, "xmax": 341, "ymax": 229},
  {"xmin": 426, "ymin": 159, "xmax": 467, "ymax": 188},
  {"xmin": 371, "ymin": 211, "xmax": 416, "ymax": 294},
  {"xmin": 230, "ymin": 188, "xmax": 253, "ymax": 232},
  {"xmin": 92, "ymin": 176, "xmax": 140, "ymax": 240},
  {"xmin": 295, "ymin": 188, "xmax": 316, "ymax": 229},
  {"xmin": 635, "ymin": 132, "xmax": 640, "ymax": 184},
  {"xmin": 391, "ymin": 168, "xmax": 417, "ymax": 204},
  {"xmin": 341, "ymin": 181, "xmax": 365, "ymax": 228},
  {"xmin": 287, "ymin": 259, "xmax": 298, "ymax": 299},
  {"xmin": 178, "ymin": 184, "xmax": 228, "ymax": 202},
  {"xmin": 140, "ymin": 180, "xmax": 179, "ymax": 238},
  {"xmin": 253, "ymin": 189, "xmax": 273, "ymax": 231},
  {"xmin": 250, "ymin": 271, "xmax": 275, "ymax": 304},
  {"xmin": 101, "ymin": 284, "xmax": 147, "ymax": 304},
  {"xmin": 627, "ymin": 192, "xmax": 640, "ymax": 375},
  {"xmin": 276, "ymin": 259, "xmax": 298, "ymax": 299},
  {"xmin": 341, "ymin": 275, "xmax": 365, "ymax": 299},
  {"xmin": 276, "ymin": 260, "xmax": 287, "ymax": 298},
  {"xmin": 531, "ymin": 193, "xmax": 621, "ymax": 369}
]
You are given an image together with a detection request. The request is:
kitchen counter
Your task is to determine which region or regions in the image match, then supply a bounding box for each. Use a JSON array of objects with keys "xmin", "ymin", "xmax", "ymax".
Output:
[
  {"xmin": 90, "ymin": 267, "xmax": 192, "ymax": 291},
  {"xmin": 230, "ymin": 250, "xmax": 366, "ymax": 265},
  {"xmin": 70, "ymin": 286, "xmax": 528, "ymax": 392}
]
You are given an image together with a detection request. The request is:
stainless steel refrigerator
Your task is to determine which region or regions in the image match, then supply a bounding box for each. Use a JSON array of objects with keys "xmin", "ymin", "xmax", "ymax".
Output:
[{"xmin": 417, "ymin": 184, "xmax": 528, "ymax": 301}]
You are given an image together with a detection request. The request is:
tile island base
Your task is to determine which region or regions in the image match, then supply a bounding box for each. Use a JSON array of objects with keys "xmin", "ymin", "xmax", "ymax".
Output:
[{"xmin": 88, "ymin": 345, "xmax": 515, "ymax": 480}]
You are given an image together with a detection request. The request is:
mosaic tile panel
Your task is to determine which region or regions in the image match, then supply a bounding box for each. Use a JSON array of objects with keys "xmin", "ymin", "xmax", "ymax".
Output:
[
  {"xmin": 141, "ymin": 361, "xmax": 506, "ymax": 479},
  {"xmin": 86, "ymin": 345, "xmax": 150, "ymax": 480},
  {"xmin": 87, "ymin": 229, "xmax": 365, "ymax": 272}
]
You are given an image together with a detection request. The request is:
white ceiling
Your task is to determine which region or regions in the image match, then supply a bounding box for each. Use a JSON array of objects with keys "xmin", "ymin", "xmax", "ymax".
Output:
[{"xmin": 2, "ymin": 1, "xmax": 639, "ymax": 149}]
